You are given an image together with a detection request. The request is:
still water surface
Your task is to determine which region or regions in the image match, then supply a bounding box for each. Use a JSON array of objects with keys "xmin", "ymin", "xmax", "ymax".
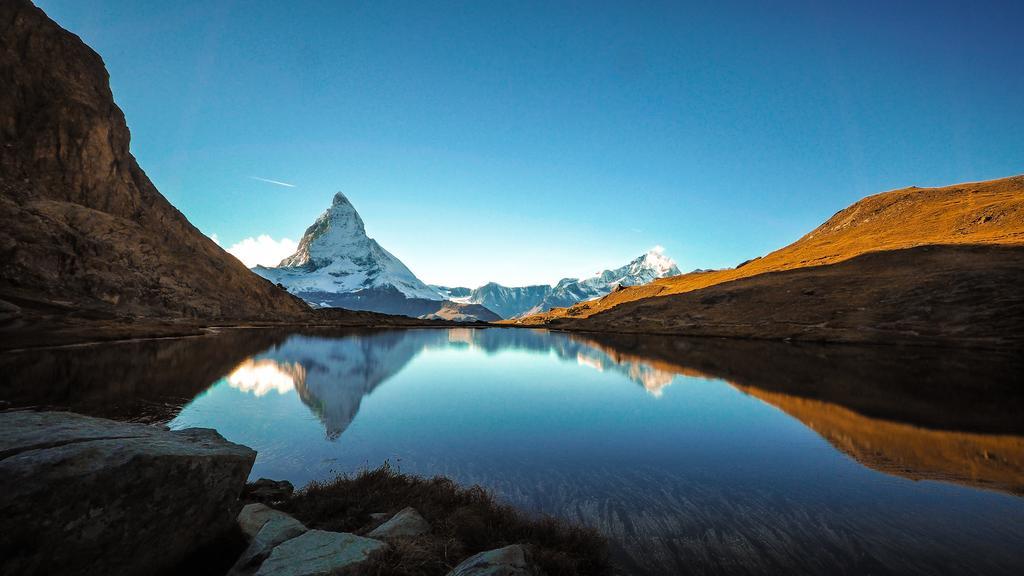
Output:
[{"xmin": 3, "ymin": 327, "xmax": 1023, "ymax": 575}]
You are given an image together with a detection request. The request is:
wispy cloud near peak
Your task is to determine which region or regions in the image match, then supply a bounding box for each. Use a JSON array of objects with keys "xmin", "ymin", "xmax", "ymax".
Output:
[{"xmin": 248, "ymin": 176, "xmax": 296, "ymax": 188}]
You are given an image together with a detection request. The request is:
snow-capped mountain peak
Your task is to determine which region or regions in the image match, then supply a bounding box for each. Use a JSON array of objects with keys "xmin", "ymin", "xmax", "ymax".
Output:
[
  {"xmin": 637, "ymin": 245, "xmax": 677, "ymax": 277},
  {"xmin": 278, "ymin": 192, "xmax": 368, "ymax": 269},
  {"xmin": 619, "ymin": 246, "xmax": 679, "ymax": 283},
  {"xmin": 255, "ymin": 192, "xmax": 443, "ymax": 301}
]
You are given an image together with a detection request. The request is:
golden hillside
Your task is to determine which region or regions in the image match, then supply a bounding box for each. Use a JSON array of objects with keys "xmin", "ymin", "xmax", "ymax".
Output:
[{"xmin": 513, "ymin": 174, "xmax": 1024, "ymax": 324}]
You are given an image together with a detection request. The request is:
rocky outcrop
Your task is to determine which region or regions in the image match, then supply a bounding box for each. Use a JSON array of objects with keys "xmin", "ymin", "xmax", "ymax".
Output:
[
  {"xmin": 447, "ymin": 545, "xmax": 538, "ymax": 576},
  {"xmin": 0, "ymin": 410, "xmax": 256, "ymax": 576},
  {"xmin": 367, "ymin": 506, "xmax": 431, "ymax": 539},
  {"xmin": 0, "ymin": 0, "xmax": 310, "ymax": 333}
]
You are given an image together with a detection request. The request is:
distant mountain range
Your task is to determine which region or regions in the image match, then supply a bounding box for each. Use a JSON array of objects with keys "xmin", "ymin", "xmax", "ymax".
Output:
[
  {"xmin": 432, "ymin": 248, "xmax": 681, "ymax": 319},
  {"xmin": 254, "ymin": 193, "xmax": 682, "ymax": 320}
]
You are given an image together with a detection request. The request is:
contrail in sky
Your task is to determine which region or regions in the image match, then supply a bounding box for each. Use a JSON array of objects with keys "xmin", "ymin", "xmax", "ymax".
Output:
[{"xmin": 248, "ymin": 176, "xmax": 296, "ymax": 188}]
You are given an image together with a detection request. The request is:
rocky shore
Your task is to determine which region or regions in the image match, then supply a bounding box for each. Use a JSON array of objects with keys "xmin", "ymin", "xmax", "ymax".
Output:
[{"xmin": 0, "ymin": 410, "xmax": 608, "ymax": 576}]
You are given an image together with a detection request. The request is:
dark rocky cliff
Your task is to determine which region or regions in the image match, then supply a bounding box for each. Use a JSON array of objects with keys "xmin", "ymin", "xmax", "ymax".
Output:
[{"xmin": 0, "ymin": 0, "xmax": 310, "ymax": 326}]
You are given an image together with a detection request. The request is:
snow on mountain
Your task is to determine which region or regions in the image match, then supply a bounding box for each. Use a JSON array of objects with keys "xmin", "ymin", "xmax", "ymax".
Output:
[
  {"xmin": 434, "ymin": 248, "xmax": 682, "ymax": 319},
  {"xmin": 254, "ymin": 192, "xmax": 444, "ymax": 302}
]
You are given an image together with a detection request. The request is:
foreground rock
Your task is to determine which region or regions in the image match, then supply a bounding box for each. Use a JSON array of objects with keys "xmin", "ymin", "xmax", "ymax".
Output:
[
  {"xmin": 254, "ymin": 529, "xmax": 386, "ymax": 576},
  {"xmin": 447, "ymin": 544, "xmax": 538, "ymax": 576},
  {"xmin": 231, "ymin": 514, "xmax": 308, "ymax": 575},
  {"xmin": 238, "ymin": 503, "xmax": 305, "ymax": 539},
  {"xmin": 246, "ymin": 478, "xmax": 296, "ymax": 503},
  {"xmin": 368, "ymin": 506, "xmax": 431, "ymax": 539},
  {"xmin": 0, "ymin": 410, "xmax": 255, "ymax": 576}
]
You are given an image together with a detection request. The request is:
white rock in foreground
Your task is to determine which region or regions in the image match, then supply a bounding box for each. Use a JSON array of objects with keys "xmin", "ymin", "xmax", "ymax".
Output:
[
  {"xmin": 238, "ymin": 502, "xmax": 300, "ymax": 539},
  {"xmin": 231, "ymin": 513, "xmax": 308, "ymax": 575},
  {"xmin": 447, "ymin": 544, "xmax": 537, "ymax": 576},
  {"xmin": 368, "ymin": 506, "xmax": 431, "ymax": 539},
  {"xmin": 0, "ymin": 410, "xmax": 255, "ymax": 576},
  {"xmin": 254, "ymin": 529, "xmax": 387, "ymax": 576}
]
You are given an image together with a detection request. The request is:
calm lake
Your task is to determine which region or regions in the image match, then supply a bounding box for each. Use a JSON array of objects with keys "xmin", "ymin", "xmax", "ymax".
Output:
[{"xmin": 3, "ymin": 328, "xmax": 1023, "ymax": 575}]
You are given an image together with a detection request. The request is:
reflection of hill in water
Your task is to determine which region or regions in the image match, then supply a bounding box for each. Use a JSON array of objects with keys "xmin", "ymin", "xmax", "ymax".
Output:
[
  {"xmin": 738, "ymin": 386, "xmax": 1024, "ymax": 495},
  {"xmin": 575, "ymin": 333, "xmax": 1024, "ymax": 496},
  {"xmin": 0, "ymin": 330, "xmax": 289, "ymax": 422}
]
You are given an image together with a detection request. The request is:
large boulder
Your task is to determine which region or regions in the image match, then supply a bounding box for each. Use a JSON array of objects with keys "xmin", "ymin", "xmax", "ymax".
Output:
[{"xmin": 0, "ymin": 411, "xmax": 256, "ymax": 576}]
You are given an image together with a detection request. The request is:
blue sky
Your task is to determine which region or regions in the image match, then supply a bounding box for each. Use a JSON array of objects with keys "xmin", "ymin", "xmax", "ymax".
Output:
[{"xmin": 37, "ymin": 0, "xmax": 1024, "ymax": 287}]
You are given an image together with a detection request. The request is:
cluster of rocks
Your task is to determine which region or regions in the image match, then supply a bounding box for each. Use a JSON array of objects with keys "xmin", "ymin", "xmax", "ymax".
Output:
[
  {"xmin": 233, "ymin": 503, "xmax": 536, "ymax": 576},
  {"xmin": 0, "ymin": 410, "xmax": 540, "ymax": 576}
]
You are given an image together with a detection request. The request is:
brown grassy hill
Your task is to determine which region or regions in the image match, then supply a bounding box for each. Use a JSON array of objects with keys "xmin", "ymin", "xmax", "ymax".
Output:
[
  {"xmin": 551, "ymin": 244, "xmax": 1024, "ymax": 347},
  {"xmin": 514, "ymin": 175, "xmax": 1024, "ymax": 324},
  {"xmin": 0, "ymin": 0, "xmax": 310, "ymax": 332}
]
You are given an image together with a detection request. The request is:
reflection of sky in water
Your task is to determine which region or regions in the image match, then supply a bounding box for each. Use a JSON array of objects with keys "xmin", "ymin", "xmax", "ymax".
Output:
[{"xmin": 169, "ymin": 329, "xmax": 1024, "ymax": 576}]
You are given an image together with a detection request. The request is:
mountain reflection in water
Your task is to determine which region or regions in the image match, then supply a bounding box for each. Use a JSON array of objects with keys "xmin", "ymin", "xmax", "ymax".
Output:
[{"xmin": 2, "ymin": 327, "xmax": 1023, "ymax": 575}]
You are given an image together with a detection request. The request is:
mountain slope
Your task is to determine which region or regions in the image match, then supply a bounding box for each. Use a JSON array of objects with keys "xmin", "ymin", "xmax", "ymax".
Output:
[
  {"xmin": 254, "ymin": 193, "xmax": 498, "ymax": 320},
  {"xmin": 435, "ymin": 248, "xmax": 681, "ymax": 319},
  {"xmin": 0, "ymin": 0, "xmax": 310, "ymax": 330},
  {"xmin": 515, "ymin": 175, "xmax": 1024, "ymax": 326}
]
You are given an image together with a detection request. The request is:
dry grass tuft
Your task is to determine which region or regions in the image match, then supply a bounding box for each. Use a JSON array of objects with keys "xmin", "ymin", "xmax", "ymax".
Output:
[{"xmin": 278, "ymin": 463, "xmax": 611, "ymax": 576}]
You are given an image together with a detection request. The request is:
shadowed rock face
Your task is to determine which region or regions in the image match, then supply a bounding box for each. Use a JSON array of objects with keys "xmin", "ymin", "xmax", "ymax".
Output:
[
  {"xmin": 0, "ymin": 411, "xmax": 256, "ymax": 576},
  {"xmin": 0, "ymin": 0, "xmax": 309, "ymax": 329}
]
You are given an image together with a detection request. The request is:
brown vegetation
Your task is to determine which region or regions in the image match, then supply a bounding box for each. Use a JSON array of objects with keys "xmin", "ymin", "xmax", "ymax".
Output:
[
  {"xmin": 277, "ymin": 463, "xmax": 611, "ymax": 576},
  {"xmin": 552, "ymin": 244, "xmax": 1024, "ymax": 347}
]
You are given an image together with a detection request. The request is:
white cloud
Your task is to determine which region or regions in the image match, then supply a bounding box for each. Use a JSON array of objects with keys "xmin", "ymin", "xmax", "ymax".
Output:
[
  {"xmin": 225, "ymin": 234, "xmax": 298, "ymax": 268},
  {"xmin": 209, "ymin": 233, "xmax": 221, "ymax": 245}
]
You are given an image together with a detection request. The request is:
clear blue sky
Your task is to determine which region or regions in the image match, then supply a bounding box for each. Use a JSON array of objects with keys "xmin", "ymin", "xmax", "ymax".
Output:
[{"xmin": 37, "ymin": 0, "xmax": 1024, "ymax": 287}]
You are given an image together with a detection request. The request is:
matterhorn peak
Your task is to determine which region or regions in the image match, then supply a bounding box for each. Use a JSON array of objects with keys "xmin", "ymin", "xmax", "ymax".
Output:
[
  {"xmin": 254, "ymin": 191, "xmax": 443, "ymax": 302},
  {"xmin": 332, "ymin": 191, "xmax": 352, "ymax": 207}
]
